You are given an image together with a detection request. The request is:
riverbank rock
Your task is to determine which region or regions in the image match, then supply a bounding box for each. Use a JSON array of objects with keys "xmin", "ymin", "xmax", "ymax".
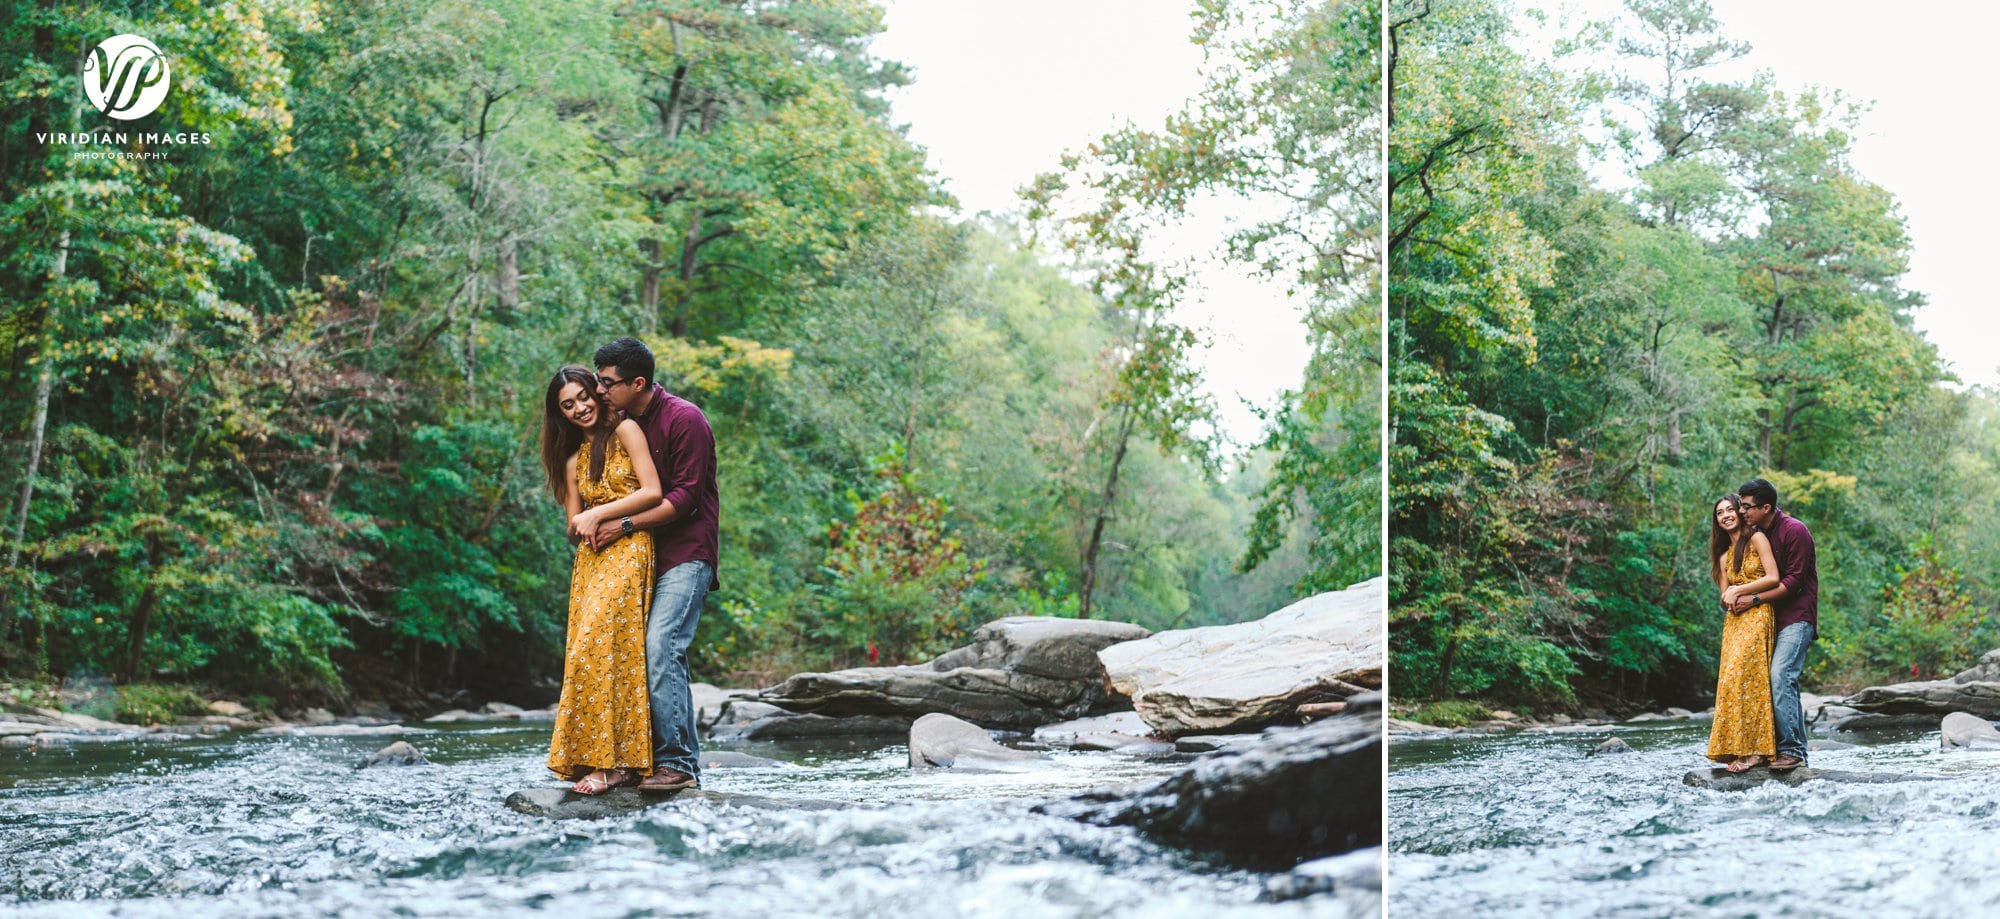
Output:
[
  {"xmin": 908, "ymin": 713, "xmax": 1044, "ymax": 770},
  {"xmin": 759, "ymin": 617, "xmax": 1149, "ymax": 729},
  {"xmin": 425, "ymin": 704, "xmax": 556, "ymax": 724},
  {"xmin": 1940, "ymin": 712, "xmax": 2000, "ymax": 750},
  {"xmin": 1097, "ymin": 577, "xmax": 1384, "ymax": 738},
  {"xmin": 504, "ymin": 787, "xmax": 849, "ymax": 820},
  {"xmin": 256, "ymin": 723, "xmax": 417, "ymax": 737},
  {"xmin": 357, "ymin": 741, "xmax": 429, "ymax": 768},
  {"xmin": 1682, "ymin": 767, "xmax": 1939, "ymax": 791},
  {"xmin": 1844, "ymin": 651, "xmax": 2000, "ymax": 719},
  {"xmin": 1039, "ymin": 709, "xmax": 1379, "ymax": 871},
  {"xmin": 705, "ymin": 700, "xmax": 911, "ymax": 742}
]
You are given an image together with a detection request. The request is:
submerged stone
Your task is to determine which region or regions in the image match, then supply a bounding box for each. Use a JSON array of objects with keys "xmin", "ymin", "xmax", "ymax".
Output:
[
  {"xmin": 357, "ymin": 740, "xmax": 429, "ymax": 768},
  {"xmin": 908, "ymin": 713, "xmax": 1045, "ymax": 770},
  {"xmin": 1682, "ymin": 768, "xmax": 1939, "ymax": 791},
  {"xmin": 504, "ymin": 786, "xmax": 848, "ymax": 819}
]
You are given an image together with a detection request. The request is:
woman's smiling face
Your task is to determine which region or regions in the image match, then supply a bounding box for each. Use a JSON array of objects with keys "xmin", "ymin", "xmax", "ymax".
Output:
[
  {"xmin": 558, "ymin": 381, "xmax": 600, "ymax": 429},
  {"xmin": 1714, "ymin": 499, "xmax": 1739, "ymax": 532}
]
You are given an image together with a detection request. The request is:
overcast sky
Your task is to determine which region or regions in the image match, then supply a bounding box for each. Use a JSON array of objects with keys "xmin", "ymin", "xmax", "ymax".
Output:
[
  {"xmin": 1541, "ymin": 0, "xmax": 2000, "ymax": 388},
  {"xmin": 872, "ymin": 1, "xmax": 1318, "ymax": 449}
]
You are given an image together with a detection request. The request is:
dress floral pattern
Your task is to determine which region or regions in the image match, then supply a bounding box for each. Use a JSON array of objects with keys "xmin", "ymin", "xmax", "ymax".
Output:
[
  {"xmin": 547, "ymin": 433, "xmax": 655, "ymax": 780},
  {"xmin": 1706, "ymin": 542, "xmax": 1777, "ymax": 763}
]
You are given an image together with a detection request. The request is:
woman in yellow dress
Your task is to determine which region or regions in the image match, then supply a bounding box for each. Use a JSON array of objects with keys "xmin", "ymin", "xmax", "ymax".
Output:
[
  {"xmin": 538, "ymin": 365, "xmax": 663, "ymax": 794},
  {"xmin": 1705, "ymin": 493, "xmax": 1785, "ymax": 773}
]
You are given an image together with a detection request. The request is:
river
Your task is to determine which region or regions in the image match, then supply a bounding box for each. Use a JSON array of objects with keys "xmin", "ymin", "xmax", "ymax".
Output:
[
  {"xmin": 1388, "ymin": 720, "xmax": 2000, "ymax": 916},
  {"xmin": 1, "ymin": 723, "xmax": 1360, "ymax": 917}
]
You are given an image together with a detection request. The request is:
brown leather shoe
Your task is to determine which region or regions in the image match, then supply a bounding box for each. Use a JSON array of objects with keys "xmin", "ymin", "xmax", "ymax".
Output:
[
  {"xmin": 636, "ymin": 768, "xmax": 697, "ymax": 792},
  {"xmin": 1768, "ymin": 755, "xmax": 1805, "ymax": 772}
]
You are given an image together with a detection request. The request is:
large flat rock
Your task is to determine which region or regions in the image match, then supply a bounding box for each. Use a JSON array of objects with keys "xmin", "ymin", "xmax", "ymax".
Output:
[
  {"xmin": 1844, "ymin": 650, "xmax": 2000, "ymax": 718},
  {"xmin": 504, "ymin": 787, "xmax": 850, "ymax": 819},
  {"xmin": 1039, "ymin": 710, "xmax": 1380, "ymax": 871},
  {"xmin": 1682, "ymin": 768, "xmax": 1939, "ymax": 791},
  {"xmin": 758, "ymin": 617, "xmax": 1149, "ymax": 728},
  {"xmin": 1098, "ymin": 577, "xmax": 1384, "ymax": 736}
]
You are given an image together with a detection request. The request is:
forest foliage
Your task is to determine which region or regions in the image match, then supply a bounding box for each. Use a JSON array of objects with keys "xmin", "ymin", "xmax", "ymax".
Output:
[
  {"xmin": 0, "ymin": 0, "xmax": 1375, "ymax": 705},
  {"xmin": 1389, "ymin": 0, "xmax": 1999, "ymax": 707}
]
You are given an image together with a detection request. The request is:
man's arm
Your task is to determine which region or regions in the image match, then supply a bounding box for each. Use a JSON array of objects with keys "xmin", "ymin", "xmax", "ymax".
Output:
[
  {"xmin": 587, "ymin": 410, "xmax": 708, "ymax": 548},
  {"xmin": 1727, "ymin": 523, "xmax": 1803, "ymax": 612}
]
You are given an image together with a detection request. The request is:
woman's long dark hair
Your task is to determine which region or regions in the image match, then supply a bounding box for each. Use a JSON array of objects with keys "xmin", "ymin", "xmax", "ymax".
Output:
[
  {"xmin": 539, "ymin": 365, "xmax": 614, "ymax": 503},
  {"xmin": 1708, "ymin": 493, "xmax": 1747, "ymax": 587}
]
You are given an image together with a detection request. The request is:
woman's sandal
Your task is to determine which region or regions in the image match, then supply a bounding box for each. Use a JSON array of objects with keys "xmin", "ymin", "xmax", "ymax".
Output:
[
  {"xmin": 1724, "ymin": 755, "xmax": 1767, "ymax": 774},
  {"xmin": 572, "ymin": 768, "xmax": 639, "ymax": 795}
]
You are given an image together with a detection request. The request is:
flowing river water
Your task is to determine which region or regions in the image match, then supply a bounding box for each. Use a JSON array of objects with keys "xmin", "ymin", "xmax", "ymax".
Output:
[
  {"xmin": 2, "ymin": 723, "xmax": 1361, "ymax": 917},
  {"xmin": 1389, "ymin": 721, "xmax": 2000, "ymax": 916}
]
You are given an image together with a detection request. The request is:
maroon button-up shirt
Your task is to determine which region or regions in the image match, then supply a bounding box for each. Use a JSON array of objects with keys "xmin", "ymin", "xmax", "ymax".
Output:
[
  {"xmin": 628, "ymin": 384, "xmax": 719, "ymax": 589},
  {"xmin": 1762, "ymin": 510, "xmax": 1818, "ymax": 639}
]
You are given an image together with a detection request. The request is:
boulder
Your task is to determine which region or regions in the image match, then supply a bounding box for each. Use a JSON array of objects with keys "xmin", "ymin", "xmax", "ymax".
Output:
[
  {"xmin": 1940, "ymin": 712, "xmax": 2000, "ymax": 751},
  {"xmin": 1683, "ymin": 768, "xmax": 1939, "ymax": 791},
  {"xmin": 1038, "ymin": 710, "xmax": 1379, "ymax": 871},
  {"xmin": 256, "ymin": 723, "xmax": 414, "ymax": 737},
  {"xmin": 691, "ymin": 683, "xmax": 758, "ymax": 730},
  {"xmin": 759, "ymin": 617, "xmax": 1150, "ymax": 728},
  {"xmin": 907, "ymin": 713, "xmax": 1044, "ymax": 770},
  {"xmin": 208, "ymin": 700, "xmax": 251, "ymax": 717},
  {"xmin": 705, "ymin": 700, "xmax": 910, "ymax": 742},
  {"xmin": 1843, "ymin": 652, "xmax": 2000, "ymax": 718},
  {"xmin": 1589, "ymin": 738, "xmax": 1634, "ymax": 756},
  {"xmin": 300, "ymin": 708, "xmax": 337, "ymax": 725},
  {"xmin": 504, "ymin": 787, "xmax": 847, "ymax": 820},
  {"xmin": 357, "ymin": 741, "xmax": 429, "ymax": 768},
  {"xmin": 1097, "ymin": 577, "xmax": 1384, "ymax": 737}
]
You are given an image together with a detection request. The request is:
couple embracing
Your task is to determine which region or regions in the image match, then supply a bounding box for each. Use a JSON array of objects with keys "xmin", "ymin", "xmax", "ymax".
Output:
[
  {"xmin": 535, "ymin": 337, "xmax": 720, "ymax": 795},
  {"xmin": 1706, "ymin": 478, "xmax": 1819, "ymax": 774}
]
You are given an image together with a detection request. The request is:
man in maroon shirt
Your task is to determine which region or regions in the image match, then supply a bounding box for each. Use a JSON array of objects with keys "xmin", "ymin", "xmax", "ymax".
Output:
[
  {"xmin": 1727, "ymin": 477, "xmax": 1817, "ymax": 771},
  {"xmin": 585, "ymin": 337, "xmax": 720, "ymax": 792}
]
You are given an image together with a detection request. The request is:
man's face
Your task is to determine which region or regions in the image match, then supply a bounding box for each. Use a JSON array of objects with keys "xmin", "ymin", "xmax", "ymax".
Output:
[
  {"xmin": 594, "ymin": 365, "xmax": 644, "ymax": 414},
  {"xmin": 1740, "ymin": 500, "xmax": 1773, "ymax": 528}
]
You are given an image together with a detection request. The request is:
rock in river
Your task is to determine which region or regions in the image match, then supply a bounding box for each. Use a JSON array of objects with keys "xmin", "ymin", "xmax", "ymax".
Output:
[
  {"xmin": 505, "ymin": 787, "xmax": 847, "ymax": 820},
  {"xmin": 357, "ymin": 741, "xmax": 429, "ymax": 768},
  {"xmin": 705, "ymin": 700, "xmax": 910, "ymax": 742},
  {"xmin": 1940, "ymin": 712, "xmax": 2000, "ymax": 751},
  {"xmin": 1589, "ymin": 738, "xmax": 1634, "ymax": 756},
  {"xmin": 1097, "ymin": 576, "xmax": 1383, "ymax": 737},
  {"xmin": 1039, "ymin": 709, "xmax": 1379, "ymax": 871},
  {"xmin": 1843, "ymin": 650, "xmax": 2000, "ymax": 719},
  {"xmin": 907, "ymin": 713, "xmax": 1045, "ymax": 770},
  {"xmin": 759, "ymin": 617, "xmax": 1149, "ymax": 728},
  {"xmin": 1682, "ymin": 768, "xmax": 1939, "ymax": 791}
]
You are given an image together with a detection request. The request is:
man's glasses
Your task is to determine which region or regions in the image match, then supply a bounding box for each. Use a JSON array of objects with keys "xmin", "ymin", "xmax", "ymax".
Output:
[{"xmin": 597, "ymin": 375, "xmax": 634, "ymax": 389}]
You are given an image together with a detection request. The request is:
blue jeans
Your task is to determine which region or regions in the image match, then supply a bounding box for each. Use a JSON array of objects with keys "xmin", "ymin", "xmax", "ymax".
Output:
[
  {"xmin": 1770, "ymin": 621, "xmax": 1812, "ymax": 761},
  {"xmin": 647, "ymin": 560, "xmax": 709, "ymax": 778}
]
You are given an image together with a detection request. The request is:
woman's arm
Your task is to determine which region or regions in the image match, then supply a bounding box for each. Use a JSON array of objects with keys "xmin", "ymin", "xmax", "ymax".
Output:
[
  {"xmin": 563, "ymin": 454, "xmax": 583, "ymax": 545},
  {"xmin": 1725, "ymin": 532, "xmax": 1784, "ymax": 601},
  {"xmin": 571, "ymin": 421, "xmax": 664, "ymax": 538}
]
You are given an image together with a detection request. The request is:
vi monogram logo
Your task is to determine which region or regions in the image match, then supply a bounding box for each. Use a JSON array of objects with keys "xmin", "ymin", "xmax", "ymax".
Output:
[{"xmin": 83, "ymin": 34, "xmax": 170, "ymax": 121}]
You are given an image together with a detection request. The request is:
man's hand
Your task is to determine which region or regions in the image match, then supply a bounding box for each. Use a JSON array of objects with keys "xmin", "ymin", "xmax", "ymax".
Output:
[
  {"xmin": 1727, "ymin": 593, "xmax": 1755, "ymax": 614},
  {"xmin": 587, "ymin": 516, "xmax": 623, "ymax": 552}
]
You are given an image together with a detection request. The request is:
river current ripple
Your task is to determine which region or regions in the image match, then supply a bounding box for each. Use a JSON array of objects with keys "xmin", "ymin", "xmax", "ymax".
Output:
[
  {"xmin": 1, "ymin": 725, "xmax": 1355, "ymax": 917},
  {"xmin": 1389, "ymin": 722, "xmax": 2000, "ymax": 917}
]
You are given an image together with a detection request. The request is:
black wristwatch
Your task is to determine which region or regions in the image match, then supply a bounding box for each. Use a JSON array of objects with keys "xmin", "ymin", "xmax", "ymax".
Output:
[
  {"xmin": 620, "ymin": 517, "xmax": 634, "ymax": 536},
  {"xmin": 1749, "ymin": 593, "xmax": 1760, "ymax": 606}
]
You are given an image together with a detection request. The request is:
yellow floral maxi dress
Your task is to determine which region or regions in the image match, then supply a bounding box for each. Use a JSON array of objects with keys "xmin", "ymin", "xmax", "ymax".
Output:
[
  {"xmin": 1706, "ymin": 543, "xmax": 1778, "ymax": 763},
  {"xmin": 547, "ymin": 434, "xmax": 655, "ymax": 780}
]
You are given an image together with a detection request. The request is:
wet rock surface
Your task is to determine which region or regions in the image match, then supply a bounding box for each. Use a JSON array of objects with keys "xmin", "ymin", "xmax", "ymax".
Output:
[
  {"xmin": 907, "ymin": 713, "xmax": 1045, "ymax": 770},
  {"xmin": 758, "ymin": 617, "xmax": 1149, "ymax": 728},
  {"xmin": 503, "ymin": 786, "xmax": 851, "ymax": 819},
  {"xmin": 1682, "ymin": 767, "xmax": 1940, "ymax": 791},
  {"xmin": 1939, "ymin": 712, "xmax": 2000, "ymax": 750},
  {"xmin": 1098, "ymin": 577, "xmax": 1384, "ymax": 737},
  {"xmin": 1039, "ymin": 710, "xmax": 1380, "ymax": 871},
  {"xmin": 357, "ymin": 741, "xmax": 429, "ymax": 768},
  {"xmin": 705, "ymin": 700, "xmax": 911, "ymax": 742},
  {"xmin": 1844, "ymin": 651, "xmax": 2000, "ymax": 719}
]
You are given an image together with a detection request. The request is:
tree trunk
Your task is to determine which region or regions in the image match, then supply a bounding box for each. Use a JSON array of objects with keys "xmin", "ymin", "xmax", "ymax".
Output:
[
  {"xmin": 122, "ymin": 536, "xmax": 163, "ymax": 684},
  {"xmin": 1078, "ymin": 410, "xmax": 1136, "ymax": 619},
  {"xmin": 638, "ymin": 237, "xmax": 663, "ymax": 331}
]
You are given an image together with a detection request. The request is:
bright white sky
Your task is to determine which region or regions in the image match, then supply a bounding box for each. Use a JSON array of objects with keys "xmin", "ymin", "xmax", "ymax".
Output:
[
  {"xmin": 1541, "ymin": 0, "xmax": 2000, "ymax": 388},
  {"xmin": 1707, "ymin": 1, "xmax": 2000, "ymax": 388},
  {"xmin": 873, "ymin": 1, "xmax": 1318, "ymax": 449}
]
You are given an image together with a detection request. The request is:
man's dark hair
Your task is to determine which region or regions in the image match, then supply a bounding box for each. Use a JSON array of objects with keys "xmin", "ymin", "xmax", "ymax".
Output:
[
  {"xmin": 1737, "ymin": 477, "xmax": 1779, "ymax": 510},
  {"xmin": 593, "ymin": 337, "xmax": 655, "ymax": 386}
]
